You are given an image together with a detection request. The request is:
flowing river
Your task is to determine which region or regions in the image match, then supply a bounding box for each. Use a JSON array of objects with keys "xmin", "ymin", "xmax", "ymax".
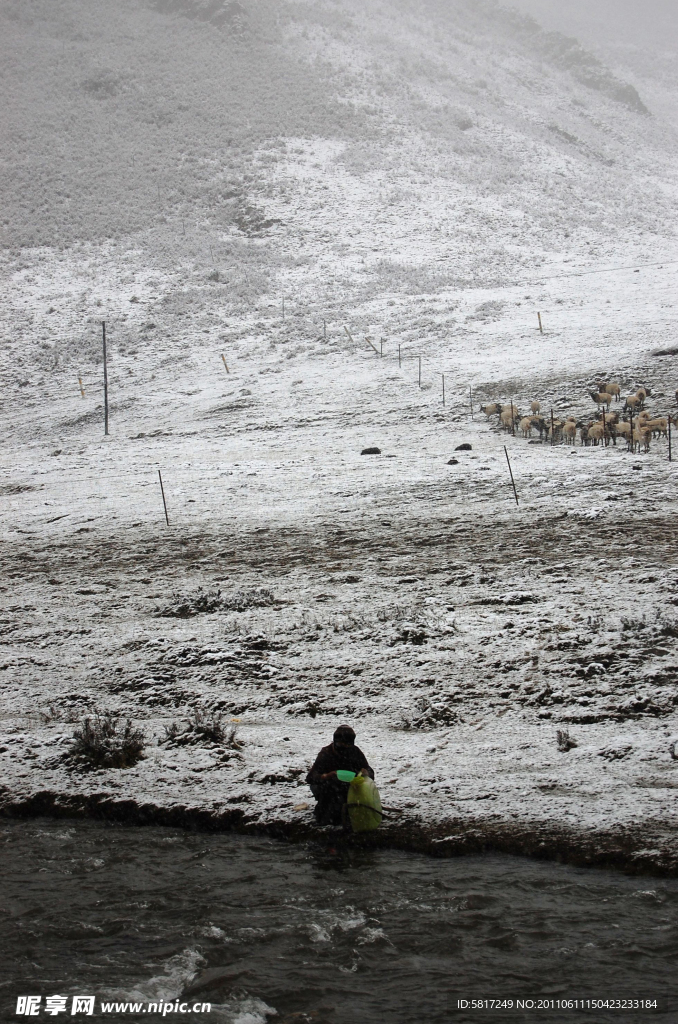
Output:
[{"xmin": 2, "ymin": 819, "xmax": 676, "ymax": 1023}]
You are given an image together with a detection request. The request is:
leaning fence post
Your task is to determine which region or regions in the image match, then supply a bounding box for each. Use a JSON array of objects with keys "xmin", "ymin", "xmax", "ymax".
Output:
[
  {"xmin": 78, "ymin": 377, "xmax": 85, "ymax": 398},
  {"xmin": 158, "ymin": 470, "xmax": 170, "ymax": 526},
  {"xmin": 602, "ymin": 407, "xmax": 607, "ymax": 447},
  {"xmin": 221, "ymin": 354, "xmax": 229, "ymax": 373},
  {"xmin": 510, "ymin": 398, "xmax": 515, "ymax": 436},
  {"xmin": 538, "ymin": 312, "xmax": 543, "ymax": 334},
  {"xmin": 504, "ymin": 446, "xmax": 519, "ymax": 506}
]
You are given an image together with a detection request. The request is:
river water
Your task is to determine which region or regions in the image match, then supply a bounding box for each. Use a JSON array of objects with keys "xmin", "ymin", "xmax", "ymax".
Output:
[{"xmin": 2, "ymin": 819, "xmax": 676, "ymax": 1023}]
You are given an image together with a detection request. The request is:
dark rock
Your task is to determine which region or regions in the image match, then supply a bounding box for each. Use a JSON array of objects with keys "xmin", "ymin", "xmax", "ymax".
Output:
[
  {"xmin": 360, "ymin": 446, "xmax": 381, "ymax": 455},
  {"xmin": 632, "ymin": 465, "xmax": 642, "ymax": 471},
  {"xmin": 455, "ymin": 443, "xmax": 472, "ymax": 451},
  {"xmin": 447, "ymin": 458, "xmax": 459, "ymax": 465},
  {"xmin": 184, "ymin": 966, "xmax": 252, "ymax": 999}
]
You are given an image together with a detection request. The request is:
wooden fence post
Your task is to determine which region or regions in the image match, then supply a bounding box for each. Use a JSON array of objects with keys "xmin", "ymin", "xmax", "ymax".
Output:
[
  {"xmin": 504, "ymin": 446, "xmax": 519, "ymax": 506},
  {"xmin": 158, "ymin": 470, "xmax": 170, "ymax": 526},
  {"xmin": 669, "ymin": 415, "xmax": 672, "ymax": 462},
  {"xmin": 538, "ymin": 312, "xmax": 543, "ymax": 334},
  {"xmin": 102, "ymin": 321, "xmax": 109, "ymax": 436}
]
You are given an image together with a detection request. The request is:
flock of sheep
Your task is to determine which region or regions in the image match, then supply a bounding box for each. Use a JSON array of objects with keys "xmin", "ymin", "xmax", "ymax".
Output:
[{"xmin": 481, "ymin": 383, "xmax": 676, "ymax": 453}]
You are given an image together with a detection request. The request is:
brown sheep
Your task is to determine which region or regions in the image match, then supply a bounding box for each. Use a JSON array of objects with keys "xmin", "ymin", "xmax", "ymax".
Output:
[
  {"xmin": 500, "ymin": 407, "xmax": 517, "ymax": 432},
  {"xmin": 624, "ymin": 395, "xmax": 641, "ymax": 412},
  {"xmin": 647, "ymin": 417, "xmax": 668, "ymax": 439},
  {"xmin": 481, "ymin": 403, "xmax": 502, "ymax": 417},
  {"xmin": 519, "ymin": 416, "xmax": 533, "ymax": 438},
  {"xmin": 603, "ymin": 382, "xmax": 621, "ymax": 401},
  {"xmin": 530, "ymin": 401, "xmax": 540, "ymax": 415},
  {"xmin": 588, "ymin": 421, "xmax": 605, "ymax": 445},
  {"xmin": 590, "ymin": 391, "xmax": 612, "ymax": 409},
  {"xmin": 548, "ymin": 418, "xmax": 565, "ymax": 442},
  {"xmin": 633, "ymin": 425, "xmax": 651, "ymax": 453},
  {"xmin": 613, "ymin": 421, "xmax": 631, "ymax": 444},
  {"xmin": 563, "ymin": 420, "xmax": 577, "ymax": 444}
]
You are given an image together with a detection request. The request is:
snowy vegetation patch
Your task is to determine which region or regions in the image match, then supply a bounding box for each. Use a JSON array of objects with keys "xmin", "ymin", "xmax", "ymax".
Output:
[
  {"xmin": 156, "ymin": 587, "xmax": 276, "ymax": 618},
  {"xmin": 66, "ymin": 714, "xmax": 145, "ymax": 770},
  {"xmin": 161, "ymin": 711, "xmax": 242, "ymax": 750}
]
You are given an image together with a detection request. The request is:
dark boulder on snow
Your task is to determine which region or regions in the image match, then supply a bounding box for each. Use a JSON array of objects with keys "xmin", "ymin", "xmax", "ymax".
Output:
[
  {"xmin": 455, "ymin": 443, "xmax": 472, "ymax": 451},
  {"xmin": 447, "ymin": 458, "xmax": 459, "ymax": 465},
  {"xmin": 360, "ymin": 446, "xmax": 381, "ymax": 455}
]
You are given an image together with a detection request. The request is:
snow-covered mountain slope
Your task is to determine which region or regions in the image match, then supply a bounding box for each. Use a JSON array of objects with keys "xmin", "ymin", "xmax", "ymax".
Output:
[{"xmin": 1, "ymin": 1, "xmax": 678, "ymax": 865}]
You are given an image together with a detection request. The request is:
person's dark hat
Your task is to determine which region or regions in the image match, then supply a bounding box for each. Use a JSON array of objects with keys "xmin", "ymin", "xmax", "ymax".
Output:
[{"xmin": 333, "ymin": 725, "xmax": 356, "ymax": 744}]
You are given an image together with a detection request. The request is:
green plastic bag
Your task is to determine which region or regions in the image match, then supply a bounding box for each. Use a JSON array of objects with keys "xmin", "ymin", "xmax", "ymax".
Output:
[
  {"xmin": 347, "ymin": 775, "xmax": 383, "ymax": 832},
  {"xmin": 336, "ymin": 770, "xmax": 356, "ymax": 783}
]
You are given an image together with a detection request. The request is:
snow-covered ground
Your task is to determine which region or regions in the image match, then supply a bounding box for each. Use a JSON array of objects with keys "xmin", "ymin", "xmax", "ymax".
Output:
[
  {"xmin": 1, "ymin": 0, "xmax": 678, "ymax": 873},
  {"xmin": 2, "ymin": 232, "xmax": 678, "ymax": 874}
]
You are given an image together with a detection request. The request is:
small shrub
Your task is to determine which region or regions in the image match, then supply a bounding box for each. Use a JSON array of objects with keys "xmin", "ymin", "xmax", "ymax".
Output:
[
  {"xmin": 557, "ymin": 729, "xmax": 578, "ymax": 753},
  {"xmin": 162, "ymin": 711, "xmax": 242, "ymax": 749},
  {"xmin": 399, "ymin": 697, "xmax": 460, "ymax": 730},
  {"xmin": 37, "ymin": 704, "xmax": 62, "ymax": 724},
  {"xmin": 69, "ymin": 714, "xmax": 145, "ymax": 769},
  {"xmin": 157, "ymin": 587, "xmax": 276, "ymax": 618},
  {"xmin": 620, "ymin": 614, "xmax": 647, "ymax": 632},
  {"xmin": 163, "ymin": 721, "xmax": 180, "ymax": 743},
  {"xmin": 191, "ymin": 710, "xmax": 227, "ymax": 744},
  {"xmin": 223, "ymin": 588, "xmax": 275, "ymax": 613}
]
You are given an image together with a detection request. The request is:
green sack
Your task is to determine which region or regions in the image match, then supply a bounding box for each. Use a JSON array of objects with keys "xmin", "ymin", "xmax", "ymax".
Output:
[{"xmin": 347, "ymin": 775, "xmax": 383, "ymax": 832}]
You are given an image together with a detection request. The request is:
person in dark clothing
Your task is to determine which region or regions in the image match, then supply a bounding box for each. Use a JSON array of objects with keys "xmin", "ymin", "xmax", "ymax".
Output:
[{"xmin": 306, "ymin": 725, "xmax": 375, "ymax": 826}]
